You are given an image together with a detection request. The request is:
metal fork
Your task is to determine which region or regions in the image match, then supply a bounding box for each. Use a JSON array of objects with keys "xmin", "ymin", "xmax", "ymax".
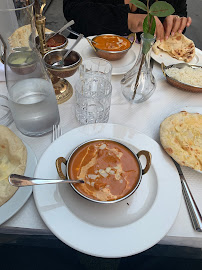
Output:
[{"xmin": 52, "ymin": 124, "xmax": 62, "ymax": 142}]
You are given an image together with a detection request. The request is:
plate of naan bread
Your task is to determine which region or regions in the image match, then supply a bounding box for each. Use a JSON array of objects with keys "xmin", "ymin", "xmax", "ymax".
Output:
[
  {"xmin": 160, "ymin": 107, "xmax": 202, "ymax": 173},
  {"xmin": 0, "ymin": 125, "xmax": 37, "ymax": 225},
  {"xmin": 151, "ymin": 33, "xmax": 202, "ymax": 66}
]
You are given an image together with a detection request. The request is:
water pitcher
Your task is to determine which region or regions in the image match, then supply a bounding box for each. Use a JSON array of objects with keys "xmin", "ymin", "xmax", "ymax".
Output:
[{"xmin": 0, "ymin": 0, "xmax": 60, "ymax": 136}]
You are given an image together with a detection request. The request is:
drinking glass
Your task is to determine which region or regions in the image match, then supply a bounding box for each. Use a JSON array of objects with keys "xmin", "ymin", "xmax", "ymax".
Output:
[
  {"xmin": 79, "ymin": 57, "xmax": 112, "ymax": 81},
  {"xmin": 75, "ymin": 75, "xmax": 112, "ymax": 125},
  {"xmin": 0, "ymin": 0, "xmax": 60, "ymax": 136},
  {"xmin": 0, "ymin": 95, "xmax": 13, "ymax": 126}
]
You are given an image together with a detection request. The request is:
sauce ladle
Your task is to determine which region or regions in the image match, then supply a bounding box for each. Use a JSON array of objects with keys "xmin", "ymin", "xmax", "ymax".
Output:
[{"xmin": 9, "ymin": 174, "xmax": 84, "ymax": 187}]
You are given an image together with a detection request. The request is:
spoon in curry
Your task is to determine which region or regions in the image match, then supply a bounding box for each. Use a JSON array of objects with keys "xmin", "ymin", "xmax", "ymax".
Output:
[
  {"xmin": 9, "ymin": 174, "xmax": 84, "ymax": 187},
  {"xmin": 52, "ymin": 33, "xmax": 84, "ymax": 67}
]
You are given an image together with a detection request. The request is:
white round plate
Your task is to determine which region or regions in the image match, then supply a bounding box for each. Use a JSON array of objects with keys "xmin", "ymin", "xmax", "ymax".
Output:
[
  {"xmin": 74, "ymin": 37, "xmax": 139, "ymax": 75},
  {"xmin": 169, "ymin": 106, "xmax": 202, "ymax": 174},
  {"xmin": 33, "ymin": 123, "xmax": 181, "ymax": 258},
  {"xmin": 0, "ymin": 142, "xmax": 37, "ymax": 225},
  {"xmin": 151, "ymin": 47, "xmax": 202, "ymax": 66}
]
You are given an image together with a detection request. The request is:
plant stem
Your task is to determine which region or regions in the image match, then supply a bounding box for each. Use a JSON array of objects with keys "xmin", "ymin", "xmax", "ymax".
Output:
[{"xmin": 132, "ymin": 53, "xmax": 146, "ymax": 100}]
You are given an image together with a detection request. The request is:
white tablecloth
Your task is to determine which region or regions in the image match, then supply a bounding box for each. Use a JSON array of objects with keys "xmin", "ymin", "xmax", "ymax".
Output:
[{"xmin": 0, "ymin": 39, "xmax": 202, "ymax": 249}]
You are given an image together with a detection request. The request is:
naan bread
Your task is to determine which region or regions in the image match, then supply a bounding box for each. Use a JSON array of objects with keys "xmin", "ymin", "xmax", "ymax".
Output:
[
  {"xmin": 8, "ymin": 25, "xmax": 53, "ymax": 49},
  {"xmin": 0, "ymin": 126, "xmax": 27, "ymax": 206},
  {"xmin": 153, "ymin": 33, "xmax": 195, "ymax": 63},
  {"xmin": 160, "ymin": 111, "xmax": 202, "ymax": 171}
]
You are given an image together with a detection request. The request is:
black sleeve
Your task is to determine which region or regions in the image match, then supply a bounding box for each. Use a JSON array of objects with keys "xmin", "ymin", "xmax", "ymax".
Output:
[{"xmin": 63, "ymin": 0, "xmax": 131, "ymax": 37}]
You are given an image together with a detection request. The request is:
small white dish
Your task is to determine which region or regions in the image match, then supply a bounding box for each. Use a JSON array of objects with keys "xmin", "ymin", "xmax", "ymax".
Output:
[
  {"xmin": 0, "ymin": 142, "xmax": 37, "ymax": 225},
  {"xmin": 33, "ymin": 123, "xmax": 181, "ymax": 258}
]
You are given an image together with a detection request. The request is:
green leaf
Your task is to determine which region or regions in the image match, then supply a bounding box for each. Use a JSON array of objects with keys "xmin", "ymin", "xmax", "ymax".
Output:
[
  {"xmin": 142, "ymin": 33, "xmax": 155, "ymax": 54},
  {"xmin": 143, "ymin": 14, "xmax": 156, "ymax": 35},
  {"xmin": 142, "ymin": 40, "xmax": 151, "ymax": 55},
  {"xmin": 143, "ymin": 15, "xmax": 149, "ymax": 33},
  {"xmin": 143, "ymin": 32, "xmax": 155, "ymax": 40},
  {"xmin": 149, "ymin": 1, "xmax": 175, "ymax": 17},
  {"xmin": 130, "ymin": 0, "xmax": 147, "ymax": 12}
]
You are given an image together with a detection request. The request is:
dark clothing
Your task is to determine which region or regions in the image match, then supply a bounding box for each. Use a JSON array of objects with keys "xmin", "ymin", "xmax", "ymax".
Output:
[{"xmin": 63, "ymin": 0, "xmax": 187, "ymax": 37}]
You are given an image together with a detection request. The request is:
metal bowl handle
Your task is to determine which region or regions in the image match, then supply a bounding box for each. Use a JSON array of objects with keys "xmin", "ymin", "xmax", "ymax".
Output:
[
  {"xmin": 161, "ymin": 62, "xmax": 166, "ymax": 77},
  {"xmin": 137, "ymin": 150, "xmax": 152, "ymax": 175},
  {"xmin": 56, "ymin": 157, "xmax": 67, "ymax": 180},
  {"xmin": 127, "ymin": 33, "xmax": 136, "ymax": 45}
]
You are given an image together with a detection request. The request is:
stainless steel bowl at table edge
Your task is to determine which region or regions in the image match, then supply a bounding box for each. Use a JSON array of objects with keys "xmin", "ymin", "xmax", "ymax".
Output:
[
  {"xmin": 91, "ymin": 33, "xmax": 136, "ymax": 61},
  {"xmin": 55, "ymin": 138, "xmax": 151, "ymax": 204}
]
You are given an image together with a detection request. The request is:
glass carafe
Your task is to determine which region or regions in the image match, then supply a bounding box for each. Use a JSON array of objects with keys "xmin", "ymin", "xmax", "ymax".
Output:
[
  {"xmin": 0, "ymin": 0, "xmax": 60, "ymax": 136},
  {"xmin": 121, "ymin": 33, "xmax": 156, "ymax": 103}
]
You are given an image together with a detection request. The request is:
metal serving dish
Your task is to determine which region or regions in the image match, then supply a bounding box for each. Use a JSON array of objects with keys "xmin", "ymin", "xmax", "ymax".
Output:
[
  {"xmin": 36, "ymin": 33, "xmax": 68, "ymax": 51},
  {"xmin": 91, "ymin": 33, "xmax": 136, "ymax": 61},
  {"xmin": 161, "ymin": 63, "xmax": 202, "ymax": 93},
  {"xmin": 43, "ymin": 49, "xmax": 82, "ymax": 78},
  {"xmin": 55, "ymin": 138, "xmax": 151, "ymax": 204},
  {"xmin": 7, "ymin": 50, "xmax": 37, "ymax": 75}
]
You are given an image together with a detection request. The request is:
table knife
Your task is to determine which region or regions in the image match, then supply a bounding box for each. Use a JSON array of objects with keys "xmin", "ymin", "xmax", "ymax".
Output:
[{"xmin": 173, "ymin": 160, "xmax": 202, "ymax": 232}]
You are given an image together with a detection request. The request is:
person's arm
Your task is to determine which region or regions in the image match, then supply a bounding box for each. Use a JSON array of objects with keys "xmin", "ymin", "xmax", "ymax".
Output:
[{"xmin": 63, "ymin": 0, "xmax": 131, "ymax": 37}]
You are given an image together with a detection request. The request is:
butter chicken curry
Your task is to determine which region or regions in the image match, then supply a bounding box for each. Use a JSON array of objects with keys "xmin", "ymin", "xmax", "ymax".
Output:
[
  {"xmin": 68, "ymin": 140, "xmax": 140, "ymax": 202},
  {"xmin": 93, "ymin": 35, "xmax": 131, "ymax": 52}
]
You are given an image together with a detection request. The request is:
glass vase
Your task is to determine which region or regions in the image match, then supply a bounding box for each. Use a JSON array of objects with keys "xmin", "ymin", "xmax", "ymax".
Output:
[
  {"xmin": 121, "ymin": 33, "xmax": 156, "ymax": 103},
  {"xmin": 0, "ymin": 0, "xmax": 60, "ymax": 136}
]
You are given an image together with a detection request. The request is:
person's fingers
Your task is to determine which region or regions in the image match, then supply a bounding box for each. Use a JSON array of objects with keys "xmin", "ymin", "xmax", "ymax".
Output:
[
  {"xmin": 156, "ymin": 26, "xmax": 164, "ymax": 41},
  {"xmin": 171, "ymin": 16, "xmax": 181, "ymax": 36},
  {"xmin": 178, "ymin": 17, "xmax": 187, "ymax": 33},
  {"xmin": 163, "ymin": 16, "xmax": 174, "ymax": 40},
  {"xmin": 186, "ymin": 17, "xmax": 192, "ymax": 27},
  {"xmin": 155, "ymin": 17, "xmax": 164, "ymax": 41}
]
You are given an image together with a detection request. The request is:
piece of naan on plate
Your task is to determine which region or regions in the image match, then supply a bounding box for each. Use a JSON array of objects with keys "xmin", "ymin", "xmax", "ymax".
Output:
[
  {"xmin": 153, "ymin": 33, "xmax": 195, "ymax": 63},
  {"xmin": 8, "ymin": 24, "xmax": 53, "ymax": 49},
  {"xmin": 0, "ymin": 125, "xmax": 27, "ymax": 206},
  {"xmin": 160, "ymin": 111, "xmax": 202, "ymax": 171}
]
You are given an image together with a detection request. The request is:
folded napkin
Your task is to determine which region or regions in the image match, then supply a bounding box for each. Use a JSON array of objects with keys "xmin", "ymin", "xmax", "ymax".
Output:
[{"xmin": 0, "ymin": 62, "xmax": 5, "ymax": 81}]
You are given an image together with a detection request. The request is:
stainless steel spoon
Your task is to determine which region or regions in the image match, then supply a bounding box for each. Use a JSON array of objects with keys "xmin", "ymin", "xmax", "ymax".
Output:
[
  {"xmin": 52, "ymin": 33, "xmax": 84, "ymax": 67},
  {"xmin": 45, "ymin": 20, "xmax": 75, "ymax": 42},
  {"xmin": 9, "ymin": 174, "xmax": 84, "ymax": 187}
]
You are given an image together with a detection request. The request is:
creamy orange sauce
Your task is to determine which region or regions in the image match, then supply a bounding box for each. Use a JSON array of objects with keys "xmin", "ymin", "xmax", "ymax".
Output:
[
  {"xmin": 68, "ymin": 140, "xmax": 140, "ymax": 201},
  {"xmin": 93, "ymin": 35, "xmax": 131, "ymax": 51}
]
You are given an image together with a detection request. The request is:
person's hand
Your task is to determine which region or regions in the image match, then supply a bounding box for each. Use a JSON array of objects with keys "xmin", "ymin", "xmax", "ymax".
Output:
[
  {"xmin": 128, "ymin": 15, "xmax": 165, "ymax": 41},
  {"xmin": 128, "ymin": 14, "xmax": 146, "ymax": 33},
  {"xmin": 154, "ymin": 16, "xmax": 165, "ymax": 42},
  {"xmin": 163, "ymin": 15, "xmax": 192, "ymax": 40},
  {"xmin": 124, "ymin": 0, "xmax": 137, "ymax": 12}
]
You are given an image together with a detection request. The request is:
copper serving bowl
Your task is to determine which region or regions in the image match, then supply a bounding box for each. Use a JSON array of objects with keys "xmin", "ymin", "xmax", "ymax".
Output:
[
  {"xmin": 36, "ymin": 33, "xmax": 68, "ymax": 51},
  {"xmin": 43, "ymin": 49, "xmax": 82, "ymax": 78},
  {"xmin": 161, "ymin": 63, "xmax": 202, "ymax": 93},
  {"xmin": 91, "ymin": 33, "xmax": 136, "ymax": 61},
  {"xmin": 56, "ymin": 139, "xmax": 151, "ymax": 204},
  {"xmin": 7, "ymin": 50, "xmax": 37, "ymax": 75}
]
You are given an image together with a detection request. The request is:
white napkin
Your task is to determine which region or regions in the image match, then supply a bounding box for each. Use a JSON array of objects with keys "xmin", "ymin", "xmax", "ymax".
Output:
[{"xmin": 0, "ymin": 62, "xmax": 5, "ymax": 81}]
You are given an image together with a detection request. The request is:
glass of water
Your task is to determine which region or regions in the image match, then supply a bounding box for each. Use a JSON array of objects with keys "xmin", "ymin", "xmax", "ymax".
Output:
[
  {"xmin": 75, "ymin": 75, "xmax": 112, "ymax": 125},
  {"xmin": 79, "ymin": 57, "xmax": 112, "ymax": 81},
  {"xmin": 0, "ymin": 0, "xmax": 60, "ymax": 136}
]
